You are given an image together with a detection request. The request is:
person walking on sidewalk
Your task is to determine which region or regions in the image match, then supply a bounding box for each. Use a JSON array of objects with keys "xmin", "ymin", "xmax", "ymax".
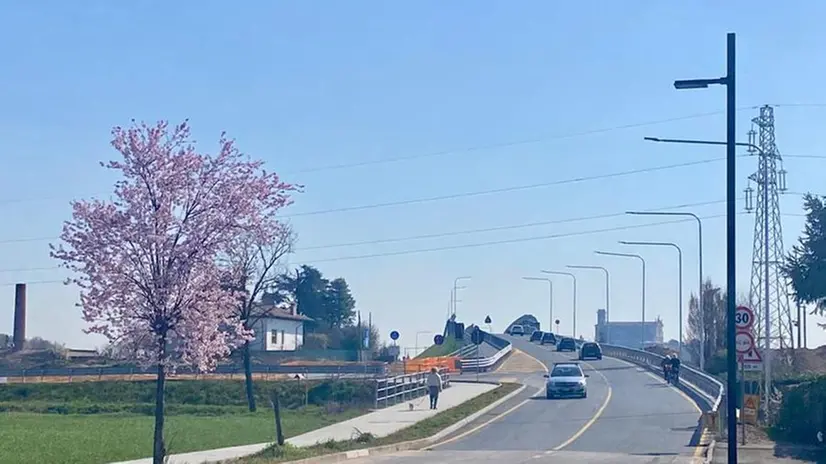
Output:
[{"xmin": 427, "ymin": 368, "xmax": 443, "ymax": 409}]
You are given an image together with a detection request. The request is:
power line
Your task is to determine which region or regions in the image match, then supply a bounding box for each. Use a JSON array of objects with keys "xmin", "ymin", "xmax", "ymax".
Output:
[
  {"xmin": 289, "ymin": 109, "xmax": 737, "ymax": 174},
  {"xmin": 0, "ymin": 197, "xmax": 727, "ymax": 264},
  {"xmin": 0, "ymin": 191, "xmax": 814, "ymax": 250},
  {"xmin": 283, "ymin": 158, "xmax": 726, "ymax": 218},
  {"xmin": 0, "ymin": 157, "xmax": 725, "ymax": 213},
  {"xmin": 301, "ymin": 198, "xmax": 728, "ymax": 250},
  {"xmin": 2, "ymin": 105, "xmax": 795, "ymax": 208},
  {"xmin": 0, "ymin": 157, "xmax": 728, "ymax": 218},
  {"xmin": 225, "ymin": 102, "xmax": 825, "ymax": 175},
  {"xmin": 2, "ymin": 210, "xmax": 806, "ymax": 287}
]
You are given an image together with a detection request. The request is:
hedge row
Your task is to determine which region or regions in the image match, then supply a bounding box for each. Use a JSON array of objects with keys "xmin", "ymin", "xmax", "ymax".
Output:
[
  {"xmin": 0, "ymin": 379, "xmax": 375, "ymax": 409},
  {"xmin": 772, "ymin": 376, "xmax": 826, "ymax": 445}
]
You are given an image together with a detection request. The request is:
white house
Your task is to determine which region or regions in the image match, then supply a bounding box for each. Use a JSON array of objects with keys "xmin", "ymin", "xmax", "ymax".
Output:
[{"xmin": 249, "ymin": 303, "xmax": 313, "ymax": 352}]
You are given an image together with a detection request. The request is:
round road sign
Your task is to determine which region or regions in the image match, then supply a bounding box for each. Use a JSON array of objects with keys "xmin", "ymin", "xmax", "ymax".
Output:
[
  {"xmin": 735, "ymin": 306, "xmax": 755, "ymax": 331},
  {"xmin": 390, "ymin": 330, "xmax": 399, "ymax": 341},
  {"xmin": 433, "ymin": 334, "xmax": 445, "ymax": 346},
  {"xmin": 735, "ymin": 331, "xmax": 755, "ymax": 354}
]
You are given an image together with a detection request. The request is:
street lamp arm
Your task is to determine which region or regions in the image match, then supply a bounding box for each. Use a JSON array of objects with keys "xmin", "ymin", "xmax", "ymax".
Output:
[
  {"xmin": 594, "ymin": 251, "xmax": 645, "ymax": 263},
  {"xmin": 540, "ymin": 270, "xmax": 575, "ymax": 278},
  {"xmin": 618, "ymin": 240, "xmax": 681, "ymax": 252},
  {"xmin": 644, "ymin": 136, "xmax": 764, "ymax": 155},
  {"xmin": 625, "ymin": 210, "xmax": 701, "ymax": 223}
]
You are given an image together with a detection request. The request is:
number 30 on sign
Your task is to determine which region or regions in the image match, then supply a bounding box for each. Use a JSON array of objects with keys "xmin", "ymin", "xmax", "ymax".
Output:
[{"xmin": 735, "ymin": 306, "xmax": 754, "ymax": 330}]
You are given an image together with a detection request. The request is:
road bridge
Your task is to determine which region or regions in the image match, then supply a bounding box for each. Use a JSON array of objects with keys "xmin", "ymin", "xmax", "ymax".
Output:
[{"xmin": 349, "ymin": 334, "xmax": 706, "ymax": 463}]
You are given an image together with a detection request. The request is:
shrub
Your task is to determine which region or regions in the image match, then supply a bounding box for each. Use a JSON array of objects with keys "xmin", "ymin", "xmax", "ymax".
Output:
[
  {"xmin": 0, "ymin": 379, "xmax": 375, "ymax": 410},
  {"xmin": 772, "ymin": 376, "xmax": 826, "ymax": 445}
]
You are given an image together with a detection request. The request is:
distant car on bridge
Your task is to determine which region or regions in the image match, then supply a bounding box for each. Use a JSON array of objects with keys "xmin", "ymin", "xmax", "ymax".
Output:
[
  {"xmin": 579, "ymin": 341, "xmax": 603, "ymax": 360},
  {"xmin": 540, "ymin": 332, "xmax": 557, "ymax": 345},
  {"xmin": 509, "ymin": 325, "xmax": 525, "ymax": 336},
  {"xmin": 556, "ymin": 337, "xmax": 577, "ymax": 352},
  {"xmin": 529, "ymin": 329, "xmax": 543, "ymax": 342}
]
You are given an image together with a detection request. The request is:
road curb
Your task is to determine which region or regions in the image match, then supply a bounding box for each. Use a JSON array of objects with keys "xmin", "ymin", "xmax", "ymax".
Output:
[
  {"xmin": 450, "ymin": 379, "xmax": 501, "ymax": 386},
  {"xmin": 704, "ymin": 439, "xmax": 716, "ymax": 464},
  {"xmin": 278, "ymin": 383, "xmax": 527, "ymax": 464}
]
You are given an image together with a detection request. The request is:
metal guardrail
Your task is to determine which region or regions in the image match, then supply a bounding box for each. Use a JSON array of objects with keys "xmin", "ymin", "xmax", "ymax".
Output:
[
  {"xmin": 449, "ymin": 344, "xmax": 477, "ymax": 358},
  {"xmin": 374, "ymin": 368, "xmax": 451, "ymax": 409},
  {"xmin": 0, "ymin": 363, "xmax": 387, "ymax": 383},
  {"xmin": 457, "ymin": 331, "xmax": 513, "ymax": 371},
  {"xmin": 601, "ymin": 344, "xmax": 724, "ymax": 418},
  {"xmin": 459, "ymin": 344, "xmax": 512, "ymax": 370}
]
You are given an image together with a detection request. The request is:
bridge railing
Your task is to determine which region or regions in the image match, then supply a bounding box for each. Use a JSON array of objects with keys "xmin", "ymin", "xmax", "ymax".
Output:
[
  {"xmin": 448, "ymin": 344, "xmax": 478, "ymax": 358},
  {"xmin": 601, "ymin": 344, "xmax": 724, "ymax": 423},
  {"xmin": 374, "ymin": 367, "xmax": 450, "ymax": 409},
  {"xmin": 457, "ymin": 331, "xmax": 512, "ymax": 372}
]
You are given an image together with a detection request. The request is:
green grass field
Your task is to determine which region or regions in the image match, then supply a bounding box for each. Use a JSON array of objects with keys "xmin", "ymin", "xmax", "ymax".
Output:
[
  {"xmin": 2, "ymin": 406, "xmax": 364, "ymax": 464},
  {"xmin": 0, "ymin": 379, "xmax": 373, "ymax": 464}
]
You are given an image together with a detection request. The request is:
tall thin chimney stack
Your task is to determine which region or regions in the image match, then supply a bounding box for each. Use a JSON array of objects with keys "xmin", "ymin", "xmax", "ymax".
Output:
[{"xmin": 12, "ymin": 283, "xmax": 26, "ymax": 352}]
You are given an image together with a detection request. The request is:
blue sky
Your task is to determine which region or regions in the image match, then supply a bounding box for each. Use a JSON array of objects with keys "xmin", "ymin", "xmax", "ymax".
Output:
[{"xmin": 1, "ymin": 1, "xmax": 825, "ymax": 353}]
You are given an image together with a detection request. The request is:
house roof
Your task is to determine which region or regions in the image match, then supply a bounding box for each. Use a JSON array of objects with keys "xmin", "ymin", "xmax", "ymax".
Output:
[{"xmin": 255, "ymin": 304, "xmax": 313, "ymax": 322}]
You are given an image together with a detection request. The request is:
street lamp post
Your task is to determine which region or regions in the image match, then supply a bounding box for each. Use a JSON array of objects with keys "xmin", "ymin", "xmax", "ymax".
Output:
[
  {"xmin": 595, "ymin": 251, "xmax": 647, "ymax": 348},
  {"xmin": 626, "ymin": 210, "xmax": 704, "ymax": 370},
  {"xmin": 619, "ymin": 240, "xmax": 684, "ymax": 355},
  {"xmin": 452, "ymin": 276, "xmax": 471, "ymax": 318},
  {"xmin": 415, "ymin": 331, "xmax": 433, "ymax": 357},
  {"xmin": 523, "ymin": 277, "xmax": 553, "ymax": 332},
  {"xmin": 657, "ymin": 32, "xmax": 738, "ymax": 461},
  {"xmin": 566, "ymin": 265, "xmax": 610, "ymax": 343},
  {"xmin": 540, "ymin": 271, "xmax": 577, "ymax": 338}
]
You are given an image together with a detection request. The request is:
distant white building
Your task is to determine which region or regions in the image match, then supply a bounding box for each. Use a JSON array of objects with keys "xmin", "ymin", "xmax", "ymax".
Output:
[
  {"xmin": 594, "ymin": 309, "xmax": 663, "ymax": 348},
  {"xmin": 249, "ymin": 303, "xmax": 313, "ymax": 352}
]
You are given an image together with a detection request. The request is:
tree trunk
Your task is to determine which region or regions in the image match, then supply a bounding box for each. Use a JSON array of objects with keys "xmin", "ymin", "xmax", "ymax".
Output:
[
  {"xmin": 152, "ymin": 362, "xmax": 166, "ymax": 464},
  {"xmin": 243, "ymin": 340, "xmax": 257, "ymax": 412}
]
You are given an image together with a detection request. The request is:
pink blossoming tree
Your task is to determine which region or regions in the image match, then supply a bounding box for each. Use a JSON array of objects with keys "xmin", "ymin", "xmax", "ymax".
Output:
[{"xmin": 50, "ymin": 120, "xmax": 296, "ymax": 464}]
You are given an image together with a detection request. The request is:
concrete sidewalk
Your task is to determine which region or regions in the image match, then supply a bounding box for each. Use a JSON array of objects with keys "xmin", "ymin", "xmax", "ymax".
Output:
[
  {"xmin": 112, "ymin": 381, "xmax": 498, "ymax": 464},
  {"xmin": 712, "ymin": 442, "xmax": 825, "ymax": 463}
]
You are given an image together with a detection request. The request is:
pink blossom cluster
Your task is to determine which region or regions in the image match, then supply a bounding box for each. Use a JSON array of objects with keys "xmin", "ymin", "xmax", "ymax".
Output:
[{"xmin": 50, "ymin": 120, "xmax": 298, "ymax": 372}]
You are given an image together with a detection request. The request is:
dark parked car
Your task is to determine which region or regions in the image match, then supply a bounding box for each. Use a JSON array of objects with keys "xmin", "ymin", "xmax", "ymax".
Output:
[
  {"xmin": 556, "ymin": 337, "xmax": 577, "ymax": 352},
  {"xmin": 540, "ymin": 332, "xmax": 557, "ymax": 345},
  {"xmin": 529, "ymin": 330, "xmax": 543, "ymax": 342},
  {"xmin": 579, "ymin": 342, "xmax": 603, "ymax": 360}
]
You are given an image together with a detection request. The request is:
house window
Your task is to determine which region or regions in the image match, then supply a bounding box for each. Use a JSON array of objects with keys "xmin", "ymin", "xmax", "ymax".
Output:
[{"xmin": 271, "ymin": 330, "xmax": 278, "ymax": 344}]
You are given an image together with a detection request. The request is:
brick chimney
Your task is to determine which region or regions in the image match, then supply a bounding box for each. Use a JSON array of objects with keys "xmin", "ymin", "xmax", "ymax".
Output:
[{"xmin": 12, "ymin": 283, "xmax": 26, "ymax": 352}]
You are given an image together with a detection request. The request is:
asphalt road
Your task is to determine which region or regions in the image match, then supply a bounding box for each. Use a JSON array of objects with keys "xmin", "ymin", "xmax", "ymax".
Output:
[{"xmin": 349, "ymin": 334, "xmax": 705, "ymax": 463}]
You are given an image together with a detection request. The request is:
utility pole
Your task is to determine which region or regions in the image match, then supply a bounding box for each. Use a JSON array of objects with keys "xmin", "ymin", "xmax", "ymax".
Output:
[
  {"xmin": 743, "ymin": 105, "xmax": 793, "ymax": 419},
  {"xmin": 649, "ymin": 33, "xmax": 737, "ymax": 458}
]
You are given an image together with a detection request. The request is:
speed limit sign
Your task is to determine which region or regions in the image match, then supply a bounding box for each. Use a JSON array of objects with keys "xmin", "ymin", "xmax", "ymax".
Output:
[{"xmin": 735, "ymin": 306, "xmax": 755, "ymax": 331}]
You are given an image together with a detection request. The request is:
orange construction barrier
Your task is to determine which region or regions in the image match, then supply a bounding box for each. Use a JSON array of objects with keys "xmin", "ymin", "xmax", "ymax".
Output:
[{"xmin": 403, "ymin": 356, "xmax": 460, "ymax": 374}]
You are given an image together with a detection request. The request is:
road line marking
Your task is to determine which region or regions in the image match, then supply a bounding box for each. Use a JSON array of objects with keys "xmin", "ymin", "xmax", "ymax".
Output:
[
  {"xmin": 551, "ymin": 360, "xmax": 613, "ymax": 451},
  {"xmin": 429, "ymin": 395, "xmax": 533, "ymax": 448}
]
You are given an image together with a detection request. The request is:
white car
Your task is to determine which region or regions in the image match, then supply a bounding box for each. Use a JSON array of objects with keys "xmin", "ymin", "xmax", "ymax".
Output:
[
  {"xmin": 510, "ymin": 325, "xmax": 525, "ymax": 336},
  {"xmin": 544, "ymin": 362, "xmax": 588, "ymax": 399}
]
